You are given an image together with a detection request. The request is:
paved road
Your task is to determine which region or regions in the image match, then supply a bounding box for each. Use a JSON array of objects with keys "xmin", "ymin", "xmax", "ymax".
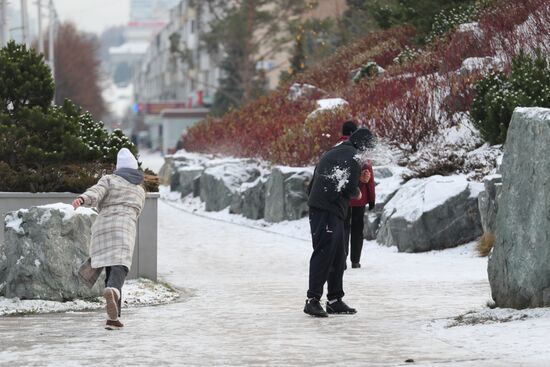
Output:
[{"xmin": 0, "ymin": 202, "xmax": 544, "ymax": 366}]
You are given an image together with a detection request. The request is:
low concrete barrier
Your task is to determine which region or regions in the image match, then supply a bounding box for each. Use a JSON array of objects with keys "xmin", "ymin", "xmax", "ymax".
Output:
[{"xmin": 0, "ymin": 192, "xmax": 159, "ymax": 281}]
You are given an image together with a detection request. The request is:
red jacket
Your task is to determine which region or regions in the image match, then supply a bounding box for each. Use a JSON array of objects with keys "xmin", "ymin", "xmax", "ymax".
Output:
[
  {"xmin": 340, "ymin": 135, "xmax": 376, "ymax": 208},
  {"xmin": 351, "ymin": 163, "xmax": 375, "ymax": 207}
]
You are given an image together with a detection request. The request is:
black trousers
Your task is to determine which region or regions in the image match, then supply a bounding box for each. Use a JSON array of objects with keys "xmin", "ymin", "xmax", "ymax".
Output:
[
  {"xmin": 307, "ymin": 208, "xmax": 346, "ymax": 301},
  {"xmin": 105, "ymin": 265, "xmax": 128, "ymax": 317},
  {"xmin": 345, "ymin": 206, "xmax": 366, "ymax": 264}
]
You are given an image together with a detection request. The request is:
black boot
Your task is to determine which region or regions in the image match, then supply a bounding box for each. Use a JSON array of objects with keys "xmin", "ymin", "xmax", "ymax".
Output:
[
  {"xmin": 304, "ymin": 298, "xmax": 328, "ymax": 317},
  {"xmin": 326, "ymin": 299, "xmax": 357, "ymax": 314}
]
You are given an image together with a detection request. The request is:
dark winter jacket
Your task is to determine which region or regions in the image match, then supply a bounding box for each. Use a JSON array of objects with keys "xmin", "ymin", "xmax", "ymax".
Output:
[
  {"xmin": 340, "ymin": 135, "xmax": 376, "ymax": 208},
  {"xmin": 308, "ymin": 140, "xmax": 362, "ymax": 219}
]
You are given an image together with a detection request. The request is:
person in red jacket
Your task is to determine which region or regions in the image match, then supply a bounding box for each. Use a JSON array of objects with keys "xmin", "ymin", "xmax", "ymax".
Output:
[{"xmin": 340, "ymin": 121, "xmax": 376, "ymax": 269}]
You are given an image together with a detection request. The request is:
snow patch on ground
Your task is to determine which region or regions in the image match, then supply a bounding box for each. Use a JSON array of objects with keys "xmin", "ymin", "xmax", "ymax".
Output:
[
  {"xmin": 0, "ymin": 278, "xmax": 179, "ymax": 317},
  {"xmin": 439, "ymin": 307, "xmax": 550, "ymax": 328}
]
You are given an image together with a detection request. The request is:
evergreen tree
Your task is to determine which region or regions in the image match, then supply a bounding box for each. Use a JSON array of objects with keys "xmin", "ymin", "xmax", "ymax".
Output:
[
  {"xmin": 0, "ymin": 41, "xmax": 137, "ymax": 192},
  {"xmin": 471, "ymin": 51, "xmax": 550, "ymax": 145},
  {"xmin": 0, "ymin": 41, "xmax": 54, "ymax": 115},
  {"xmin": 365, "ymin": 0, "xmax": 475, "ymax": 39}
]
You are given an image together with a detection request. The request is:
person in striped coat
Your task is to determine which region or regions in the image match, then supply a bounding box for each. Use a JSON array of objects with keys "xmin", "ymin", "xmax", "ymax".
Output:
[{"xmin": 72, "ymin": 148, "xmax": 146, "ymax": 330}]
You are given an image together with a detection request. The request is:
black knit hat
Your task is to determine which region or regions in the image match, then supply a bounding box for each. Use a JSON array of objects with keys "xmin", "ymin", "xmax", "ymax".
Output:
[
  {"xmin": 349, "ymin": 127, "xmax": 376, "ymax": 151},
  {"xmin": 341, "ymin": 120, "xmax": 358, "ymax": 136}
]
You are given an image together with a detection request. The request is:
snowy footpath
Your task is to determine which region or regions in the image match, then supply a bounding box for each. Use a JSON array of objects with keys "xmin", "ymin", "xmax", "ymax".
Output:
[{"xmin": 1, "ymin": 200, "xmax": 549, "ymax": 366}]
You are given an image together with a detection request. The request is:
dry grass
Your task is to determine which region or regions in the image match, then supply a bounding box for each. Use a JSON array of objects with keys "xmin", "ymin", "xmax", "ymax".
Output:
[{"xmin": 476, "ymin": 232, "xmax": 495, "ymax": 257}]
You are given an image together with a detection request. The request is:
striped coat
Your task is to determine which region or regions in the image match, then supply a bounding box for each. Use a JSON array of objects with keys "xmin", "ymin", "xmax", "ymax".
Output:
[{"xmin": 80, "ymin": 174, "xmax": 146, "ymax": 269}]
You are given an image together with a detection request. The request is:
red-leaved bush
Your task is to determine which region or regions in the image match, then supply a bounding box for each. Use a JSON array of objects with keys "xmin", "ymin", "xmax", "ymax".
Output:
[{"xmin": 183, "ymin": 0, "xmax": 550, "ymax": 165}]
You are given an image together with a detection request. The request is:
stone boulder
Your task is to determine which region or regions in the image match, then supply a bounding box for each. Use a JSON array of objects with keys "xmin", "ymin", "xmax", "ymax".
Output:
[
  {"xmin": 265, "ymin": 167, "xmax": 313, "ymax": 223},
  {"xmin": 488, "ymin": 107, "xmax": 550, "ymax": 308},
  {"xmin": 478, "ymin": 174, "xmax": 502, "ymax": 234},
  {"xmin": 377, "ymin": 175, "xmax": 483, "ymax": 252},
  {"xmin": 363, "ymin": 167, "xmax": 407, "ymax": 240},
  {"xmin": 175, "ymin": 166, "xmax": 204, "ymax": 197},
  {"xmin": 1, "ymin": 204, "xmax": 104, "ymax": 301},
  {"xmin": 241, "ymin": 178, "xmax": 267, "ymax": 220},
  {"xmin": 200, "ymin": 163, "xmax": 261, "ymax": 212},
  {"xmin": 229, "ymin": 191, "xmax": 243, "ymax": 215},
  {"xmin": 363, "ymin": 211, "xmax": 381, "ymax": 241},
  {"xmin": 287, "ymin": 83, "xmax": 325, "ymax": 102}
]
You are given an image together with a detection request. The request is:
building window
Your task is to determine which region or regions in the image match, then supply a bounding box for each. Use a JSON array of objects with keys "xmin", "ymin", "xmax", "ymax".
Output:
[{"xmin": 190, "ymin": 20, "xmax": 196, "ymax": 34}]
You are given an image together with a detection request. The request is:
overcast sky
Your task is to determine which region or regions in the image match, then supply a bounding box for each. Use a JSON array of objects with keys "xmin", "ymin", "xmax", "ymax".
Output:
[{"xmin": 12, "ymin": 0, "xmax": 130, "ymax": 35}]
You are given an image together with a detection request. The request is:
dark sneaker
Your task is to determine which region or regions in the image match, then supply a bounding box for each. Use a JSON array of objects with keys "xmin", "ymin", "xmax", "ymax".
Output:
[
  {"xmin": 326, "ymin": 299, "xmax": 357, "ymax": 314},
  {"xmin": 351, "ymin": 262, "xmax": 361, "ymax": 269},
  {"xmin": 103, "ymin": 287, "xmax": 119, "ymax": 321},
  {"xmin": 105, "ymin": 319, "xmax": 124, "ymax": 330},
  {"xmin": 304, "ymin": 298, "xmax": 328, "ymax": 317}
]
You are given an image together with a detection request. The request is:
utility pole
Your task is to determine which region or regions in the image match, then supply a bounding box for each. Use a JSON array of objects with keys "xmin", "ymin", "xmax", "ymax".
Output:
[
  {"xmin": 0, "ymin": 0, "xmax": 9, "ymax": 47},
  {"xmin": 37, "ymin": 0, "xmax": 44, "ymax": 53},
  {"xmin": 20, "ymin": 0, "xmax": 29, "ymax": 46},
  {"xmin": 48, "ymin": 0, "xmax": 54, "ymax": 84}
]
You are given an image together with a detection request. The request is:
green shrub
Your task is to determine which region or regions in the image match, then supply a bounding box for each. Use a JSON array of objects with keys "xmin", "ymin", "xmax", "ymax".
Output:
[
  {"xmin": 471, "ymin": 50, "xmax": 550, "ymax": 144},
  {"xmin": 0, "ymin": 41, "xmax": 54, "ymax": 114},
  {"xmin": 0, "ymin": 41, "xmax": 143, "ymax": 193},
  {"xmin": 426, "ymin": 1, "xmax": 488, "ymax": 43}
]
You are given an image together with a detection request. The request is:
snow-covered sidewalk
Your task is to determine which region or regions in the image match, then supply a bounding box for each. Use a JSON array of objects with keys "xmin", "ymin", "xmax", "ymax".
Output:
[{"xmin": 1, "ymin": 200, "xmax": 549, "ymax": 366}]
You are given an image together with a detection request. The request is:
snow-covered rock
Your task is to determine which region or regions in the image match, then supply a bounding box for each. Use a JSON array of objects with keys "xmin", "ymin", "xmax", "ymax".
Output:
[
  {"xmin": 457, "ymin": 22, "xmax": 483, "ymax": 37},
  {"xmin": 265, "ymin": 167, "xmax": 313, "ymax": 223},
  {"xmin": 488, "ymin": 107, "xmax": 550, "ymax": 308},
  {"xmin": 200, "ymin": 162, "xmax": 261, "ymax": 212},
  {"xmin": 287, "ymin": 83, "xmax": 325, "ymax": 102},
  {"xmin": 460, "ymin": 56, "xmax": 503, "ymax": 75},
  {"xmin": 173, "ymin": 166, "xmax": 204, "ymax": 197},
  {"xmin": 159, "ymin": 150, "xmax": 213, "ymax": 186},
  {"xmin": 362, "ymin": 166, "xmax": 407, "ymax": 240},
  {"xmin": 478, "ymin": 174, "xmax": 502, "ymax": 234},
  {"xmin": 1, "ymin": 204, "xmax": 103, "ymax": 301},
  {"xmin": 377, "ymin": 175, "xmax": 483, "ymax": 252},
  {"xmin": 307, "ymin": 98, "xmax": 348, "ymax": 119}
]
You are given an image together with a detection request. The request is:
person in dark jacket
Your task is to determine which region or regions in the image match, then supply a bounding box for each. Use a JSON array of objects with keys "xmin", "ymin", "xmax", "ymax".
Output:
[
  {"xmin": 340, "ymin": 121, "xmax": 376, "ymax": 269},
  {"xmin": 304, "ymin": 127, "xmax": 375, "ymax": 317}
]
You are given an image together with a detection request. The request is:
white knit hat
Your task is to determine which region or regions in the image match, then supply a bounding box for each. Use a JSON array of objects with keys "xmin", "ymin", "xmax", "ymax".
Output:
[{"xmin": 116, "ymin": 148, "xmax": 138, "ymax": 170}]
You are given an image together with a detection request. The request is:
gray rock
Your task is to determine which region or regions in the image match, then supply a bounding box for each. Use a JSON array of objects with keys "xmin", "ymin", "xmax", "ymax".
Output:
[
  {"xmin": 363, "ymin": 211, "xmax": 381, "ymax": 241},
  {"xmin": 229, "ymin": 191, "xmax": 243, "ymax": 215},
  {"xmin": 176, "ymin": 167, "xmax": 204, "ymax": 197},
  {"xmin": 158, "ymin": 157, "xmax": 175, "ymax": 186},
  {"xmin": 200, "ymin": 163, "xmax": 260, "ymax": 212},
  {"xmin": 0, "ymin": 243, "xmax": 6, "ymax": 296},
  {"xmin": 488, "ymin": 107, "xmax": 550, "ymax": 309},
  {"xmin": 377, "ymin": 175, "xmax": 483, "ymax": 252},
  {"xmin": 192, "ymin": 176, "xmax": 201, "ymax": 197},
  {"xmin": 265, "ymin": 167, "xmax": 313, "ymax": 223},
  {"xmin": 287, "ymin": 83, "xmax": 325, "ymax": 101},
  {"xmin": 284, "ymin": 171, "xmax": 312, "ymax": 221},
  {"xmin": 241, "ymin": 178, "xmax": 266, "ymax": 220},
  {"xmin": 373, "ymin": 167, "xmax": 393, "ymax": 180},
  {"xmin": 2, "ymin": 204, "xmax": 104, "ymax": 301},
  {"xmin": 478, "ymin": 174, "xmax": 502, "ymax": 234}
]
